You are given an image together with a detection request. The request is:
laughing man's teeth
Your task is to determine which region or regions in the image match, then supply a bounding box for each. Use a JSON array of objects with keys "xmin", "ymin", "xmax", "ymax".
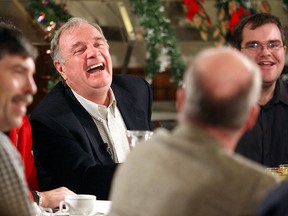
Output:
[
  {"xmin": 86, "ymin": 63, "xmax": 104, "ymax": 72},
  {"xmin": 259, "ymin": 62, "xmax": 272, "ymax": 65}
]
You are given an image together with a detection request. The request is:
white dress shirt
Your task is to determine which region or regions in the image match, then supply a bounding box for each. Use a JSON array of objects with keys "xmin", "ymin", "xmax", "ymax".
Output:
[{"xmin": 72, "ymin": 89, "xmax": 130, "ymax": 162}]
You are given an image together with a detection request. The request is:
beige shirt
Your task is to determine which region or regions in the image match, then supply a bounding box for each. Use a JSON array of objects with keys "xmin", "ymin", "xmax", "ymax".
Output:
[{"xmin": 72, "ymin": 89, "xmax": 130, "ymax": 163}]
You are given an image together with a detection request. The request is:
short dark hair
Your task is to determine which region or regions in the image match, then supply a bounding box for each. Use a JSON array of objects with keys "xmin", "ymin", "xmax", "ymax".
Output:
[
  {"xmin": 0, "ymin": 22, "xmax": 38, "ymax": 60},
  {"xmin": 231, "ymin": 13, "xmax": 286, "ymax": 50}
]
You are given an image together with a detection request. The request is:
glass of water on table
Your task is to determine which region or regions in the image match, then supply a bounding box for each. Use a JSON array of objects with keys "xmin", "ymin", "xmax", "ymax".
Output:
[{"xmin": 126, "ymin": 130, "xmax": 153, "ymax": 149}]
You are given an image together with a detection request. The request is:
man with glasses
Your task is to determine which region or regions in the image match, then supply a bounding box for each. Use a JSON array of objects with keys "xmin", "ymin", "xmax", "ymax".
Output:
[{"xmin": 231, "ymin": 13, "xmax": 287, "ymax": 167}]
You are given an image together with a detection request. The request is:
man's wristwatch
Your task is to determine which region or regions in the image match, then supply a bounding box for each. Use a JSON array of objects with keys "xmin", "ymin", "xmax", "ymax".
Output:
[{"xmin": 33, "ymin": 191, "xmax": 43, "ymax": 207}]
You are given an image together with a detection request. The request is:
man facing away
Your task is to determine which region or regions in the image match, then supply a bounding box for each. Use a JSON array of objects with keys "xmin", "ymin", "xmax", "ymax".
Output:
[
  {"xmin": 0, "ymin": 22, "xmax": 37, "ymax": 216},
  {"xmin": 30, "ymin": 17, "xmax": 153, "ymax": 200},
  {"xmin": 108, "ymin": 47, "xmax": 278, "ymax": 216},
  {"xmin": 231, "ymin": 13, "xmax": 288, "ymax": 167}
]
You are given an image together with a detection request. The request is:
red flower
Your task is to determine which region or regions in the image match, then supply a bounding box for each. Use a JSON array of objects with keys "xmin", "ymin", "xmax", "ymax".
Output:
[
  {"xmin": 244, "ymin": 10, "xmax": 250, "ymax": 16},
  {"xmin": 237, "ymin": 5, "xmax": 244, "ymax": 17},
  {"xmin": 230, "ymin": 11, "xmax": 240, "ymax": 33},
  {"xmin": 183, "ymin": 0, "xmax": 200, "ymax": 21},
  {"xmin": 187, "ymin": 1, "xmax": 200, "ymax": 20},
  {"xmin": 182, "ymin": 0, "xmax": 192, "ymax": 5}
]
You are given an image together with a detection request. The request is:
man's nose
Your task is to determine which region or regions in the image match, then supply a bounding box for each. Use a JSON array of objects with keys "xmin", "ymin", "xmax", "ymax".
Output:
[
  {"xmin": 26, "ymin": 75, "xmax": 37, "ymax": 95},
  {"xmin": 87, "ymin": 44, "xmax": 100, "ymax": 57},
  {"xmin": 259, "ymin": 45, "xmax": 271, "ymax": 55}
]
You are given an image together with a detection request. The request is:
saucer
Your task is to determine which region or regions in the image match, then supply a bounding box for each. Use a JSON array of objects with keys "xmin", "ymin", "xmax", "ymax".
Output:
[
  {"xmin": 54, "ymin": 213, "xmax": 105, "ymax": 216},
  {"xmin": 54, "ymin": 200, "xmax": 111, "ymax": 216},
  {"xmin": 70, "ymin": 214, "xmax": 105, "ymax": 216},
  {"xmin": 53, "ymin": 211, "xmax": 69, "ymax": 216},
  {"xmin": 92, "ymin": 200, "xmax": 111, "ymax": 214}
]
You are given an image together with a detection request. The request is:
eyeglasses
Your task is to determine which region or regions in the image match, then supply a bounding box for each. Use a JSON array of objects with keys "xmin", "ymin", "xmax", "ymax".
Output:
[{"xmin": 241, "ymin": 41, "xmax": 285, "ymax": 53}]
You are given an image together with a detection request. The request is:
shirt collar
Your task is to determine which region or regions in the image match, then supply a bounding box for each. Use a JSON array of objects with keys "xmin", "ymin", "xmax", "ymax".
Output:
[{"xmin": 71, "ymin": 88, "xmax": 117, "ymax": 119}]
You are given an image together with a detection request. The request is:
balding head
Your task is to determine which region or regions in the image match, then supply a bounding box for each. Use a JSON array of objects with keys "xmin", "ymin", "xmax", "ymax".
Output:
[{"xmin": 182, "ymin": 47, "xmax": 261, "ymax": 129}]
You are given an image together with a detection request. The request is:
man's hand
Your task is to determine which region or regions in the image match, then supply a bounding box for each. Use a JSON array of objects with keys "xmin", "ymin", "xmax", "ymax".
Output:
[{"xmin": 39, "ymin": 187, "xmax": 76, "ymax": 208}]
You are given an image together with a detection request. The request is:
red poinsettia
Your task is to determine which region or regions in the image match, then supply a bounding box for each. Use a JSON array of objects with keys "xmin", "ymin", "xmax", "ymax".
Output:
[
  {"xmin": 229, "ymin": 6, "xmax": 250, "ymax": 33},
  {"xmin": 183, "ymin": 0, "xmax": 201, "ymax": 21}
]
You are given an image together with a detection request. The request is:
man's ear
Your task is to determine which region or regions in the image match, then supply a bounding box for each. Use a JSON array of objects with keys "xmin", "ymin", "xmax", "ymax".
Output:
[
  {"xmin": 54, "ymin": 61, "xmax": 67, "ymax": 80},
  {"xmin": 245, "ymin": 104, "xmax": 259, "ymax": 131},
  {"xmin": 176, "ymin": 87, "xmax": 185, "ymax": 112}
]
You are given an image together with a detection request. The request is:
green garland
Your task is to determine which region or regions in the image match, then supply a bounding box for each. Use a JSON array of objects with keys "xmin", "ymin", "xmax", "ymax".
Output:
[
  {"xmin": 27, "ymin": 0, "xmax": 185, "ymax": 87},
  {"xmin": 213, "ymin": 0, "xmax": 270, "ymax": 45},
  {"xmin": 27, "ymin": 0, "xmax": 72, "ymax": 90},
  {"xmin": 27, "ymin": 0, "xmax": 71, "ymax": 42},
  {"xmin": 283, "ymin": 0, "xmax": 288, "ymax": 14},
  {"xmin": 26, "ymin": 0, "xmax": 288, "ymax": 88},
  {"xmin": 130, "ymin": 0, "xmax": 185, "ymax": 86}
]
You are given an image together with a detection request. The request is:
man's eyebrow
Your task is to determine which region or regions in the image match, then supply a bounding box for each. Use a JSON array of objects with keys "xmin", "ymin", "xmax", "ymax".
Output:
[
  {"xmin": 93, "ymin": 36, "xmax": 105, "ymax": 42},
  {"xmin": 268, "ymin": 39, "xmax": 282, "ymax": 43},
  {"xmin": 12, "ymin": 63, "xmax": 29, "ymax": 72},
  {"xmin": 70, "ymin": 41, "xmax": 84, "ymax": 51},
  {"xmin": 245, "ymin": 39, "xmax": 282, "ymax": 45},
  {"xmin": 70, "ymin": 37, "xmax": 105, "ymax": 49},
  {"xmin": 244, "ymin": 40, "xmax": 259, "ymax": 45}
]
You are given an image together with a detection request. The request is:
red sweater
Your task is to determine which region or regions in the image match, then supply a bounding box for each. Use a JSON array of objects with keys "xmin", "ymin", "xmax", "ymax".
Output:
[{"xmin": 9, "ymin": 115, "xmax": 39, "ymax": 191}]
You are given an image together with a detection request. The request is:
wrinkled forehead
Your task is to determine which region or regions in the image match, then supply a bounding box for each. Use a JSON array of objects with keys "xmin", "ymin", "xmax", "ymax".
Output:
[
  {"xmin": 61, "ymin": 23, "xmax": 103, "ymax": 40},
  {"xmin": 59, "ymin": 24, "xmax": 104, "ymax": 49}
]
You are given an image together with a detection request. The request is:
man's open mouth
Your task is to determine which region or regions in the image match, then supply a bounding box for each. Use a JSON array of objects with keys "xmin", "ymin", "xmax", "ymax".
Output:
[
  {"xmin": 258, "ymin": 61, "xmax": 274, "ymax": 66},
  {"xmin": 86, "ymin": 63, "xmax": 105, "ymax": 73}
]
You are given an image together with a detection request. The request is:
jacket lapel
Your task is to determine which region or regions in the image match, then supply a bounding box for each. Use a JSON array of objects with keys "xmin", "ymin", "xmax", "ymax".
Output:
[
  {"xmin": 112, "ymin": 84, "xmax": 147, "ymax": 130},
  {"xmin": 64, "ymin": 85, "xmax": 114, "ymax": 164}
]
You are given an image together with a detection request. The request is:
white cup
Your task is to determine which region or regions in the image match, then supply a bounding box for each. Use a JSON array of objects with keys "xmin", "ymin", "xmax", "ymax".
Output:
[{"xmin": 59, "ymin": 194, "xmax": 96, "ymax": 216}]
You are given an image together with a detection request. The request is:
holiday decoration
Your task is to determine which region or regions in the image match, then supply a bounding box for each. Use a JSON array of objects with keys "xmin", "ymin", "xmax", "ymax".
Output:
[
  {"xmin": 213, "ymin": 0, "xmax": 271, "ymax": 45},
  {"xmin": 27, "ymin": 0, "xmax": 287, "ymax": 89},
  {"xmin": 130, "ymin": 0, "xmax": 185, "ymax": 86},
  {"xmin": 182, "ymin": 0, "xmax": 271, "ymax": 45},
  {"xmin": 283, "ymin": 0, "xmax": 288, "ymax": 14},
  {"xmin": 27, "ymin": 0, "xmax": 71, "ymax": 41},
  {"xmin": 27, "ymin": 0, "xmax": 72, "ymax": 90},
  {"xmin": 27, "ymin": 0, "xmax": 185, "ymax": 87},
  {"xmin": 182, "ymin": 0, "xmax": 211, "ymax": 40}
]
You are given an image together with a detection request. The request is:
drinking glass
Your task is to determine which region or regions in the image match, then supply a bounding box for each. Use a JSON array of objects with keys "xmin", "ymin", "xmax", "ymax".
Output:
[
  {"xmin": 126, "ymin": 130, "xmax": 153, "ymax": 149},
  {"xmin": 279, "ymin": 164, "xmax": 288, "ymax": 176}
]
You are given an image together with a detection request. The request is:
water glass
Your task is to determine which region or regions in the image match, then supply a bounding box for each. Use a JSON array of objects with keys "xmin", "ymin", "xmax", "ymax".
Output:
[{"xmin": 126, "ymin": 130, "xmax": 153, "ymax": 149}]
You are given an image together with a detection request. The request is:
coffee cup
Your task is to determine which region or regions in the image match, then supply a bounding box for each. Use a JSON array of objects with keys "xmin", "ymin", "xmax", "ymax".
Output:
[{"xmin": 59, "ymin": 194, "xmax": 96, "ymax": 216}]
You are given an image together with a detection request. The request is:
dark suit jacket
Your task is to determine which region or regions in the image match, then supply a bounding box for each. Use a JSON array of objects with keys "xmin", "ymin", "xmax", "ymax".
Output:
[
  {"xmin": 30, "ymin": 74, "xmax": 153, "ymax": 200},
  {"xmin": 256, "ymin": 182, "xmax": 288, "ymax": 216}
]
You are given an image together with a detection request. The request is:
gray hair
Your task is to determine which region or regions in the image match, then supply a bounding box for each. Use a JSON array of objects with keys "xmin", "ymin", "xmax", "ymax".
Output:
[
  {"xmin": 183, "ymin": 47, "xmax": 261, "ymax": 129},
  {"xmin": 50, "ymin": 17, "xmax": 108, "ymax": 64}
]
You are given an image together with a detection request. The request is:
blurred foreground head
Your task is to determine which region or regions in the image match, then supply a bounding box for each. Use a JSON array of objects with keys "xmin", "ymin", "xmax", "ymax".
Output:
[
  {"xmin": 178, "ymin": 47, "xmax": 262, "ymax": 130},
  {"xmin": 0, "ymin": 22, "xmax": 38, "ymax": 60},
  {"xmin": 0, "ymin": 22, "xmax": 37, "ymax": 131}
]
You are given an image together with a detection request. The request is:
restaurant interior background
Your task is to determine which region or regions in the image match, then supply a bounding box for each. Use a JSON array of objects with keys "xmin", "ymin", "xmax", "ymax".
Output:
[{"xmin": 1, "ymin": 0, "xmax": 288, "ymax": 129}]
